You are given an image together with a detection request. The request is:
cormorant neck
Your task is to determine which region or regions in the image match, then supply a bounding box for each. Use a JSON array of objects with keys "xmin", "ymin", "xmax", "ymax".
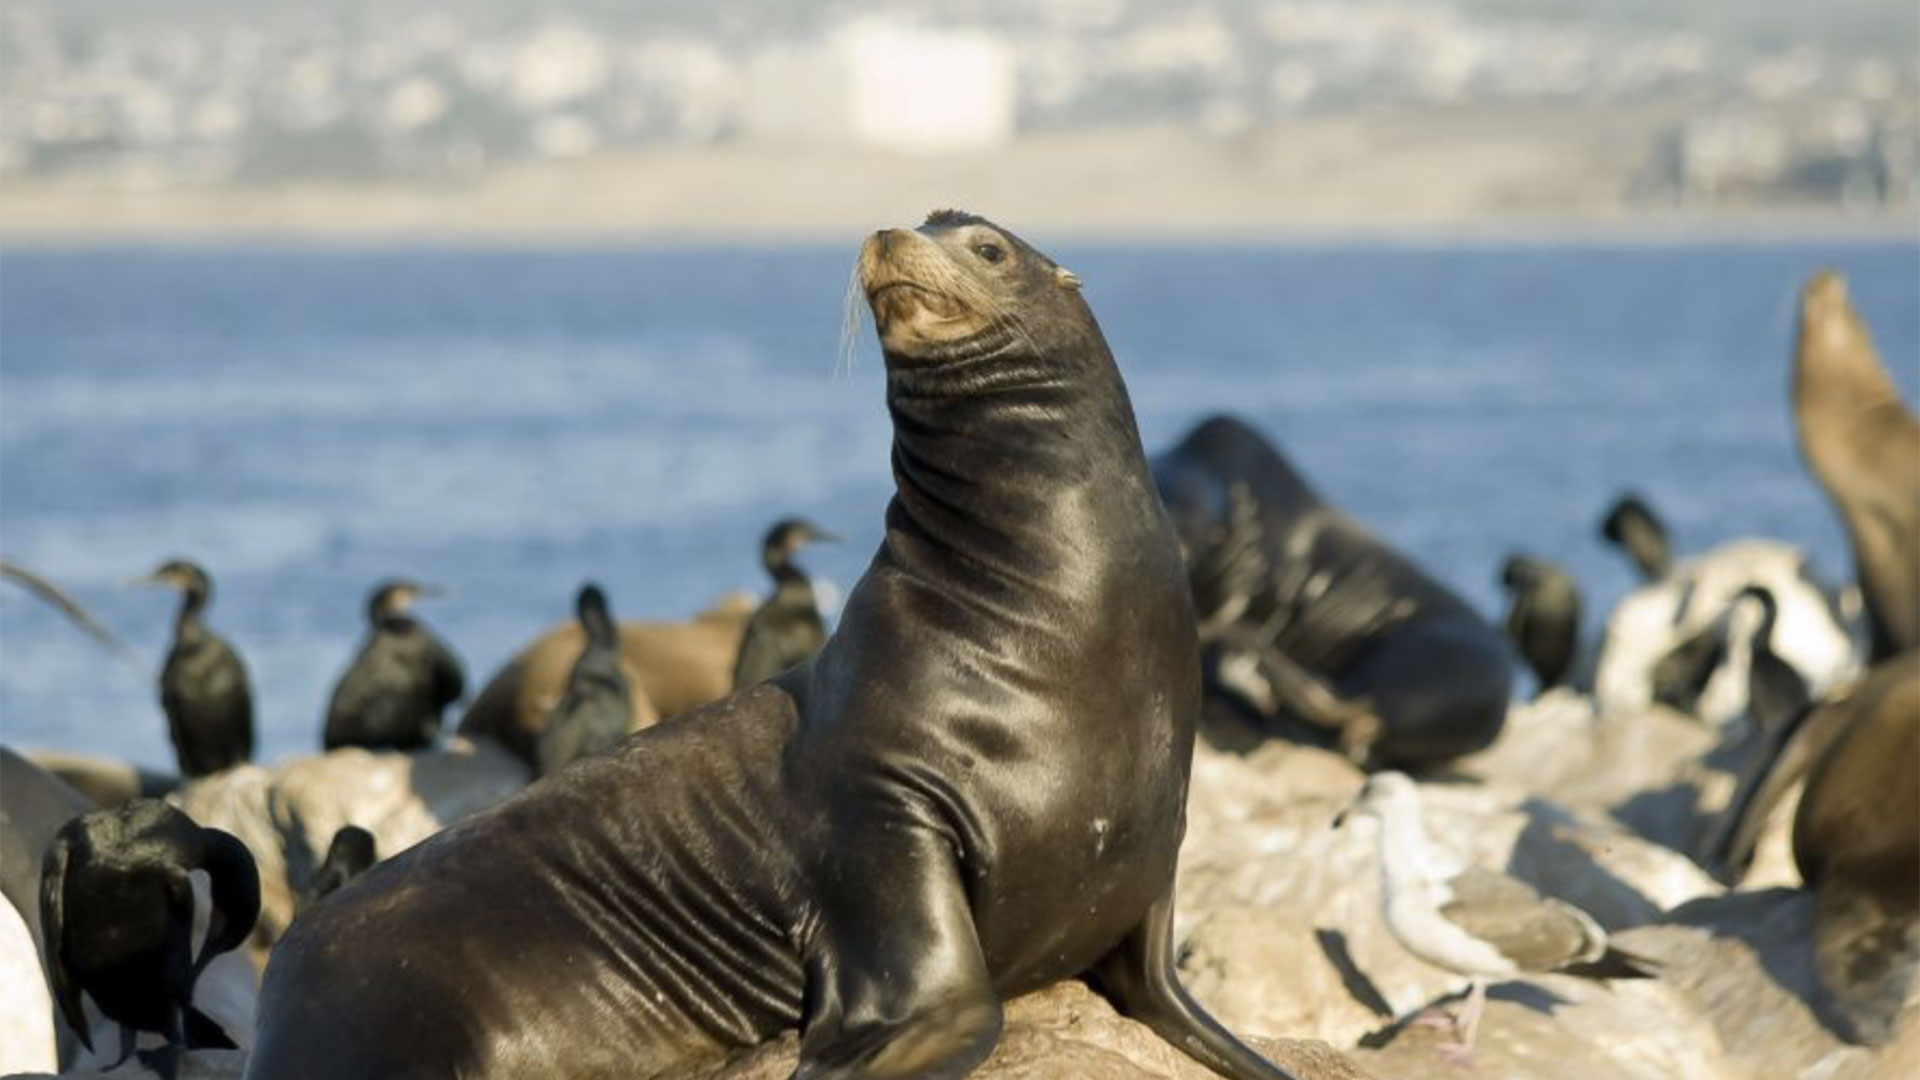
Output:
[
  {"xmin": 1616, "ymin": 518, "xmax": 1671, "ymax": 580},
  {"xmin": 175, "ymin": 588, "xmax": 209, "ymax": 638}
]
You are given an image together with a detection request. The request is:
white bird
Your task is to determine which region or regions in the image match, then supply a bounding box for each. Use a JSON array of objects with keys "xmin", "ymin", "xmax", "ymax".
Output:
[{"xmin": 1339, "ymin": 772, "xmax": 1659, "ymax": 1058}]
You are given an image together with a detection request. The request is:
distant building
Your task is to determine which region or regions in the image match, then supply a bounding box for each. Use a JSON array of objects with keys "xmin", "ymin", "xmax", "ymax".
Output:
[{"xmin": 741, "ymin": 20, "xmax": 1015, "ymax": 152}]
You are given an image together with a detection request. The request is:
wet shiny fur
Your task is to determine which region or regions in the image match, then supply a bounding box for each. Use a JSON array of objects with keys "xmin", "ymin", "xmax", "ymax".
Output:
[{"xmin": 246, "ymin": 213, "xmax": 1298, "ymax": 1080}]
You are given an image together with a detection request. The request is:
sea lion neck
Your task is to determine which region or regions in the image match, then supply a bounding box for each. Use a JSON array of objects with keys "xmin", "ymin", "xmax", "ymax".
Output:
[{"xmin": 878, "ymin": 329, "xmax": 1155, "ymax": 600}]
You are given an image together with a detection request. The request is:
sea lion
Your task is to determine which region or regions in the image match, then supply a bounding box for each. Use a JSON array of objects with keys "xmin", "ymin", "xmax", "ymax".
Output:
[
  {"xmin": 246, "ymin": 211, "xmax": 1297, "ymax": 1080},
  {"xmin": 454, "ymin": 600, "xmax": 762, "ymax": 762},
  {"xmin": 1794, "ymin": 270, "xmax": 1920, "ymax": 662},
  {"xmin": 1151, "ymin": 415, "xmax": 1513, "ymax": 767},
  {"xmin": 1788, "ymin": 652, "xmax": 1920, "ymax": 1042}
]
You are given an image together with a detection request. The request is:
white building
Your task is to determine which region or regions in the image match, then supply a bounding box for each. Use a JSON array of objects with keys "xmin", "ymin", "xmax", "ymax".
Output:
[{"xmin": 742, "ymin": 20, "xmax": 1015, "ymax": 152}]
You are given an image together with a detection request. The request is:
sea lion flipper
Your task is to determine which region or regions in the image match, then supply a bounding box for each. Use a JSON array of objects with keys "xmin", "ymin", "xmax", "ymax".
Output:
[
  {"xmin": 1090, "ymin": 890, "xmax": 1304, "ymax": 1080},
  {"xmin": 1210, "ymin": 636, "xmax": 1380, "ymax": 753},
  {"xmin": 796, "ymin": 831, "xmax": 1001, "ymax": 1079}
]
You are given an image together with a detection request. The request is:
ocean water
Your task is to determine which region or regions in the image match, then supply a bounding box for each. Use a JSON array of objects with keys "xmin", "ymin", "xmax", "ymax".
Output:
[{"xmin": 2, "ymin": 238, "xmax": 1915, "ymax": 772}]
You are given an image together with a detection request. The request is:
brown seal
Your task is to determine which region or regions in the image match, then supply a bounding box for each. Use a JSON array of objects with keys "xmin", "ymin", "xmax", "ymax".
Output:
[
  {"xmin": 1794, "ymin": 270, "xmax": 1920, "ymax": 660},
  {"xmin": 244, "ymin": 211, "xmax": 1298, "ymax": 1080}
]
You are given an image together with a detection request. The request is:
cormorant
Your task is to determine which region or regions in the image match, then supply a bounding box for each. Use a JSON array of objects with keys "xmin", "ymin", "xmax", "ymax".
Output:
[
  {"xmin": 1738, "ymin": 586, "xmax": 1811, "ymax": 733},
  {"xmin": 536, "ymin": 584, "xmax": 632, "ymax": 778},
  {"xmin": 137, "ymin": 560, "xmax": 253, "ymax": 779},
  {"xmin": 40, "ymin": 799, "xmax": 259, "ymax": 1076},
  {"xmin": 1601, "ymin": 494, "xmax": 1674, "ymax": 582},
  {"xmin": 323, "ymin": 580, "xmax": 464, "ymax": 753},
  {"xmin": 731, "ymin": 518, "xmax": 836, "ymax": 689},
  {"xmin": 1498, "ymin": 554, "xmax": 1582, "ymax": 692},
  {"xmin": 299, "ymin": 825, "xmax": 377, "ymax": 910}
]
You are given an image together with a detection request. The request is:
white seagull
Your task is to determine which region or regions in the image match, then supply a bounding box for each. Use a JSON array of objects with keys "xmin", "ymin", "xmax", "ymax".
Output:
[{"xmin": 1339, "ymin": 772, "xmax": 1659, "ymax": 1058}]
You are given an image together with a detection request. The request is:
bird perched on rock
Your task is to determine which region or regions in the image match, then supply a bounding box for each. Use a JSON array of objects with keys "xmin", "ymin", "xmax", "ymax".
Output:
[
  {"xmin": 299, "ymin": 825, "xmax": 377, "ymax": 910},
  {"xmin": 40, "ymin": 799, "xmax": 260, "ymax": 1078},
  {"xmin": 136, "ymin": 559, "xmax": 254, "ymax": 778},
  {"xmin": 1338, "ymin": 772, "xmax": 1659, "ymax": 1059},
  {"xmin": 731, "ymin": 517, "xmax": 837, "ymax": 688},
  {"xmin": 1600, "ymin": 494, "xmax": 1673, "ymax": 582},
  {"xmin": 536, "ymin": 584, "xmax": 633, "ymax": 777},
  {"xmin": 1499, "ymin": 554, "xmax": 1582, "ymax": 693},
  {"xmin": 324, "ymin": 579, "xmax": 465, "ymax": 752}
]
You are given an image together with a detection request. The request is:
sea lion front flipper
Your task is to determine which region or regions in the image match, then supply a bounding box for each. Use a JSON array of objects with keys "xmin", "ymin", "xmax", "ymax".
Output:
[
  {"xmin": 1090, "ymin": 889, "xmax": 1303, "ymax": 1080},
  {"xmin": 1209, "ymin": 636, "xmax": 1380, "ymax": 757},
  {"xmin": 794, "ymin": 827, "xmax": 1001, "ymax": 1080}
]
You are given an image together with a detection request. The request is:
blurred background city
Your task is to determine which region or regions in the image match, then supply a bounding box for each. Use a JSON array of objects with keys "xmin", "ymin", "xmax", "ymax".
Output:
[{"xmin": 3, "ymin": 0, "xmax": 1917, "ymax": 236}]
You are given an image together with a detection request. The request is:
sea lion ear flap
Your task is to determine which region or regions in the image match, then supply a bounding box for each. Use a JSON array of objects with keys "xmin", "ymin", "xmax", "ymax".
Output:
[
  {"xmin": 40, "ymin": 828, "xmax": 91, "ymax": 1050},
  {"xmin": 200, "ymin": 828, "xmax": 261, "ymax": 959},
  {"xmin": 1054, "ymin": 265, "xmax": 1082, "ymax": 290}
]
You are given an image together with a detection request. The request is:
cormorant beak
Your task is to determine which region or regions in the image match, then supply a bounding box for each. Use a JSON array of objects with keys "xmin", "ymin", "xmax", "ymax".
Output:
[
  {"xmin": 809, "ymin": 530, "xmax": 841, "ymax": 545},
  {"xmin": 414, "ymin": 584, "xmax": 448, "ymax": 600},
  {"xmin": 125, "ymin": 573, "xmax": 167, "ymax": 589}
]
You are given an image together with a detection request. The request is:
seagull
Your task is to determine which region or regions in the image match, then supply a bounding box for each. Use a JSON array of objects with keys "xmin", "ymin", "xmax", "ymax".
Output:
[{"xmin": 1338, "ymin": 772, "xmax": 1659, "ymax": 1058}]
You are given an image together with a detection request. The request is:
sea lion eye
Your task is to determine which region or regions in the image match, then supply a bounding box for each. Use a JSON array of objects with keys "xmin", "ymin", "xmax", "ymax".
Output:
[{"xmin": 973, "ymin": 243, "xmax": 1005, "ymax": 264}]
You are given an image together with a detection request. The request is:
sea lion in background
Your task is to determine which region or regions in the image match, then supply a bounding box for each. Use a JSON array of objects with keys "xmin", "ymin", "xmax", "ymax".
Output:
[
  {"xmin": 1791, "ymin": 652, "xmax": 1920, "ymax": 1043},
  {"xmin": 1152, "ymin": 415, "xmax": 1512, "ymax": 768},
  {"xmin": 136, "ymin": 560, "xmax": 254, "ymax": 779},
  {"xmin": 247, "ymin": 211, "xmax": 1297, "ymax": 1080},
  {"xmin": 1600, "ymin": 494, "xmax": 1673, "ymax": 582},
  {"xmin": 21, "ymin": 751, "xmax": 178, "ymax": 810},
  {"xmin": 42, "ymin": 799, "xmax": 260, "ymax": 1077},
  {"xmin": 731, "ymin": 518, "xmax": 837, "ymax": 689},
  {"xmin": 1794, "ymin": 270, "xmax": 1920, "ymax": 662},
  {"xmin": 297, "ymin": 826, "xmax": 376, "ymax": 911},
  {"xmin": 1499, "ymin": 554, "xmax": 1582, "ymax": 693},
  {"xmin": 324, "ymin": 580, "xmax": 465, "ymax": 752},
  {"xmin": 535, "ymin": 584, "xmax": 634, "ymax": 777},
  {"xmin": 455, "ymin": 599, "xmax": 760, "ymax": 764},
  {"xmin": 2, "ymin": 749, "xmax": 93, "ymax": 1071}
]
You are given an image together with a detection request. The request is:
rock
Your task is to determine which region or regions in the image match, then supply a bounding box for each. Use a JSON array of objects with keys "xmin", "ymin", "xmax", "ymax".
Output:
[
  {"xmin": 1176, "ymin": 741, "xmax": 1721, "ymax": 1046},
  {"xmin": 0, "ymin": 897, "xmax": 56, "ymax": 1075},
  {"xmin": 170, "ymin": 738, "xmax": 528, "ymax": 964},
  {"xmin": 1354, "ymin": 976, "xmax": 1728, "ymax": 1080},
  {"xmin": 19, "ymin": 1049, "xmax": 248, "ymax": 1079},
  {"xmin": 695, "ymin": 982, "xmax": 1374, "ymax": 1080},
  {"xmin": 1615, "ymin": 888, "xmax": 1872, "ymax": 1080}
]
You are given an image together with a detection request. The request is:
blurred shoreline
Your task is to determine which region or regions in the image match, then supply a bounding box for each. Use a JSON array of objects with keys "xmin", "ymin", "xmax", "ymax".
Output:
[{"xmin": 5, "ymin": 120, "xmax": 1914, "ymax": 245}]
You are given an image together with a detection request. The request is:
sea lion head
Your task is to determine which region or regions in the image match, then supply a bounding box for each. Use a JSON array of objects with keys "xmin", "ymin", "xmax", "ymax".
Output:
[{"xmin": 858, "ymin": 209, "xmax": 1087, "ymax": 363}]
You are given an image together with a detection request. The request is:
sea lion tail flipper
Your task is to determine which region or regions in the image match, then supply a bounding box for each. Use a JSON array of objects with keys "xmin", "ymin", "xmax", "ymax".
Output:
[
  {"xmin": 794, "ymin": 832, "xmax": 1001, "ymax": 1080},
  {"xmin": 1090, "ymin": 891, "xmax": 1304, "ymax": 1080}
]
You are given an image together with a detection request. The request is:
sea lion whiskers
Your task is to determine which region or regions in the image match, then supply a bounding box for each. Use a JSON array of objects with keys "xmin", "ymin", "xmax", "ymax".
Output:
[{"xmin": 836, "ymin": 259, "xmax": 866, "ymax": 380}]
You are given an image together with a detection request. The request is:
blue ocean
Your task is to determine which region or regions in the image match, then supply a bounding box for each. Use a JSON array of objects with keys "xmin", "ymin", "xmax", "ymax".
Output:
[{"xmin": 2, "ymin": 239, "xmax": 1915, "ymax": 770}]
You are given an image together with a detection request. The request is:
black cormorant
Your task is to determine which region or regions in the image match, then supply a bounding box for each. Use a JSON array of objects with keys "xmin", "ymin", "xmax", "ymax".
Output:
[
  {"xmin": 1738, "ymin": 586, "xmax": 1811, "ymax": 732},
  {"xmin": 1601, "ymin": 494, "xmax": 1674, "ymax": 582},
  {"xmin": 137, "ymin": 560, "xmax": 253, "ymax": 779},
  {"xmin": 299, "ymin": 825, "xmax": 377, "ymax": 910},
  {"xmin": 1499, "ymin": 554, "xmax": 1582, "ymax": 692},
  {"xmin": 40, "ymin": 799, "xmax": 259, "ymax": 1074},
  {"xmin": 536, "ymin": 584, "xmax": 632, "ymax": 777},
  {"xmin": 731, "ymin": 518, "xmax": 837, "ymax": 689},
  {"xmin": 323, "ymin": 580, "xmax": 464, "ymax": 752}
]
